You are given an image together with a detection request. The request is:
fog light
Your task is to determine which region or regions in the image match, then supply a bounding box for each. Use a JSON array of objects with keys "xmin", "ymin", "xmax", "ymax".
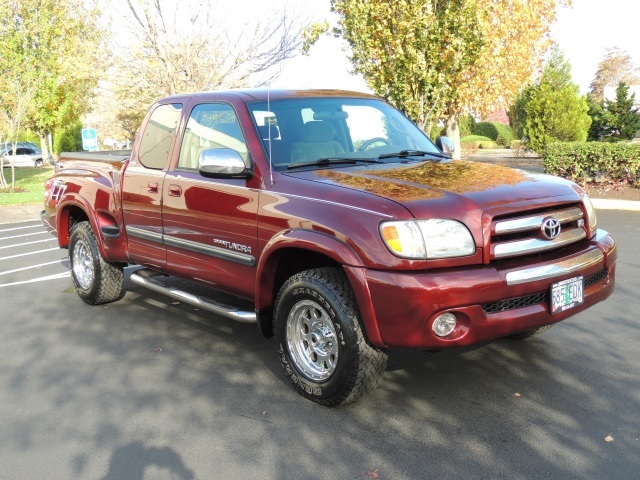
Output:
[{"xmin": 432, "ymin": 313, "xmax": 457, "ymax": 337}]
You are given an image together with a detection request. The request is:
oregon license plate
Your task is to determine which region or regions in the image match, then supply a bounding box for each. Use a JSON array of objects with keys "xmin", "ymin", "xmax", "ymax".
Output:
[{"xmin": 550, "ymin": 276, "xmax": 584, "ymax": 313}]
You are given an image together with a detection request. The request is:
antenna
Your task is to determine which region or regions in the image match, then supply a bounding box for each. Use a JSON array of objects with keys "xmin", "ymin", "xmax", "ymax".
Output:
[{"xmin": 268, "ymin": 87, "xmax": 274, "ymax": 187}]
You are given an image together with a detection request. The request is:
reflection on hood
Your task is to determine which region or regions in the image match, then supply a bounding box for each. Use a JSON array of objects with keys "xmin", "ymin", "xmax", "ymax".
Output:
[
  {"xmin": 316, "ymin": 169, "xmax": 443, "ymax": 202},
  {"xmin": 315, "ymin": 160, "xmax": 532, "ymax": 202}
]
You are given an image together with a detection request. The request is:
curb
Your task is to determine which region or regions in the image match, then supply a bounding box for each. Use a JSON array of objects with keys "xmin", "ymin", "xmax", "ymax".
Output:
[
  {"xmin": 591, "ymin": 199, "xmax": 640, "ymax": 211},
  {"xmin": 0, "ymin": 204, "xmax": 43, "ymax": 225}
]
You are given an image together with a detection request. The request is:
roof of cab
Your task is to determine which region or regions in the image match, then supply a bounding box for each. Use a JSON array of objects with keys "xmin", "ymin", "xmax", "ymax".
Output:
[{"xmin": 160, "ymin": 88, "xmax": 379, "ymax": 103}]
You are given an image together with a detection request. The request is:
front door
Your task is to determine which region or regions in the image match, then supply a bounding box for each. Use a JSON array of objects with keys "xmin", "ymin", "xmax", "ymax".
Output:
[{"xmin": 162, "ymin": 102, "xmax": 259, "ymax": 299}]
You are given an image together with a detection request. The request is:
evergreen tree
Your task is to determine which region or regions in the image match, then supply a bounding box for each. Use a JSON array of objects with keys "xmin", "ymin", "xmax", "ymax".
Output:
[
  {"xmin": 588, "ymin": 82, "xmax": 640, "ymax": 141},
  {"xmin": 520, "ymin": 47, "xmax": 591, "ymax": 152},
  {"xmin": 602, "ymin": 82, "xmax": 640, "ymax": 141}
]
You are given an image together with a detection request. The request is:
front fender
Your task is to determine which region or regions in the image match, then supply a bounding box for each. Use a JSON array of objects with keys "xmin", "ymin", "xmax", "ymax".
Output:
[{"xmin": 255, "ymin": 229, "xmax": 386, "ymax": 348}]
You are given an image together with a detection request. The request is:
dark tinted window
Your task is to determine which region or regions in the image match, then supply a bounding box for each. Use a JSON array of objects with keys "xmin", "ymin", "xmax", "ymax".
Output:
[{"xmin": 138, "ymin": 103, "xmax": 183, "ymax": 170}]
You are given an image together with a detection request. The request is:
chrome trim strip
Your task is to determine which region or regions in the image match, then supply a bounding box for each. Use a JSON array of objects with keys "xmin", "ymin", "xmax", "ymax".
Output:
[
  {"xmin": 125, "ymin": 227, "xmax": 256, "ymax": 267},
  {"xmin": 130, "ymin": 272, "xmax": 257, "ymax": 323},
  {"xmin": 495, "ymin": 207, "xmax": 583, "ymax": 235},
  {"xmin": 494, "ymin": 228, "xmax": 586, "ymax": 259},
  {"xmin": 163, "ymin": 234, "xmax": 256, "ymax": 267},
  {"xmin": 125, "ymin": 225, "xmax": 163, "ymax": 243},
  {"xmin": 505, "ymin": 249, "xmax": 604, "ymax": 286}
]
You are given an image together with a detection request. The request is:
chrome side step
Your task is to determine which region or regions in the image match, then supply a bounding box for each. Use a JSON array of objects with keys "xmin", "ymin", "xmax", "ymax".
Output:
[{"xmin": 130, "ymin": 270, "xmax": 257, "ymax": 324}]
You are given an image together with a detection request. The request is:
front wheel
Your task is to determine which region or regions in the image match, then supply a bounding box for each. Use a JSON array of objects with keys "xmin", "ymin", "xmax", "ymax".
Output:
[
  {"xmin": 69, "ymin": 221, "xmax": 124, "ymax": 305},
  {"xmin": 273, "ymin": 268, "xmax": 388, "ymax": 406}
]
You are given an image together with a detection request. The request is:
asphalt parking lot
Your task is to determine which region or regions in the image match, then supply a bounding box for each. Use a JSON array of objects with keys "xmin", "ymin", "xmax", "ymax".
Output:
[{"xmin": 0, "ymin": 210, "xmax": 639, "ymax": 479}]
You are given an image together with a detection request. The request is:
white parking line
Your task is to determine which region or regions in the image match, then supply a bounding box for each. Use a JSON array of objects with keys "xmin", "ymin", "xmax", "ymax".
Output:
[
  {"xmin": 0, "ymin": 271, "xmax": 70, "ymax": 288},
  {"xmin": 0, "ymin": 260, "xmax": 66, "ymax": 277},
  {"xmin": 0, "ymin": 247, "xmax": 60, "ymax": 261},
  {"xmin": 0, "ymin": 231, "xmax": 48, "ymax": 241},
  {"xmin": 0, "ymin": 224, "xmax": 41, "ymax": 233},
  {"xmin": 0, "ymin": 238, "xmax": 56, "ymax": 250}
]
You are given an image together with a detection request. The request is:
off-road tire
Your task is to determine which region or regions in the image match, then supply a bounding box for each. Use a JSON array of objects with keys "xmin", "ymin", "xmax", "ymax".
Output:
[
  {"xmin": 69, "ymin": 221, "xmax": 123, "ymax": 305},
  {"xmin": 274, "ymin": 267, "xmax": 388, "ymax": 406},
  {"xmin": 507, "ymin": 324, "xmax": 554, "ymax": 340}
]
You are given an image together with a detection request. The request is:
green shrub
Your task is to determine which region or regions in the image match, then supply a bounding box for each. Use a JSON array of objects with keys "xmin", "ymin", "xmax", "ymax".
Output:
[
  {"xmin": 54, "ymin": 121, "xmax": 83, "ymax": 154},
  {"xmin": 458, "ymin": 114, "xmax": 476, "ymax": 138},
  {"xmin": 461, "ymin": 134, "xmax": 491, "ymax": 143},
  {"xmin": 473, "ymin": 122, "xmax": 499, "ymax": 140},
  {"xmin": 543, "ymin": 142, "xmax": 640, "ymax": 186},
  {"xmin": 473, "ymin": 121, "xmax": 514, "ymax": 146},
  {"xmin": 429, "ymin": 124, "xmax": 446, "ymax": 141}
]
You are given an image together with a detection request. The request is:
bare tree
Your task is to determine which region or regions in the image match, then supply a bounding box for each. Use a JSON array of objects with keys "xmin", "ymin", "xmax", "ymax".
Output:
[
  {"xmin": 589, "ymin": 47, "xmax": 640, "ymax": 103},
  {"xmin": 97, "ymin": 0, "xmax": 306, "ymax": 144}
]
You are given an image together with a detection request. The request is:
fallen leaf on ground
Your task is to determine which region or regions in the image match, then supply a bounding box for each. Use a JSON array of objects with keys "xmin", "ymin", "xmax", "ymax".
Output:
[
  {"xmin": 514, "ymin": 392, "xmax": 521, "ymax": 397},
  {"xmin": 605, "ymin": 435, "xmax": 614, "ymax": 442},
  {"xmin": 367, "ymin": 469, "xmax": 379, "ymax": 478},
  {"xmin": 154, "ymin": 347, "xmax": 163, "ymax": 352}
]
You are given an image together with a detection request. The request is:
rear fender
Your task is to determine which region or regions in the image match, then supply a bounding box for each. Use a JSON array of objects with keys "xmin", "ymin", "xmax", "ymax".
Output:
[{"xmin": 57, "ymin": 195, "xmax": 128, "ymax": 263}]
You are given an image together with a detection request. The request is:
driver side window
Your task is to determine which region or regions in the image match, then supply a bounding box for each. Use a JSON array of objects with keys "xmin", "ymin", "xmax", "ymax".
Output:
[{"xmin": 178, "ymin": 103, "xmax": 248, "ymax": 170}]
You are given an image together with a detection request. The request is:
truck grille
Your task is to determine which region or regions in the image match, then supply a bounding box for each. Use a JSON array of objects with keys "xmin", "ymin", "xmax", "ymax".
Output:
[
  {"xmin": 491, "ymin": 206, "xmax": 586, "ymax": 261},
  {"xmin": 482, "ymin": 268, "xmax": 609, "ymax": 314}
]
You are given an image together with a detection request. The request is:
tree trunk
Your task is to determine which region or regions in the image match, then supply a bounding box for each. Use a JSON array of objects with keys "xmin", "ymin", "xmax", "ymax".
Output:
[
  {"xmin": 446, "ymin": 111, "xmax": 462, "ymax": 160},
  {"xmin": 39, "ymin": 134, "xmax": 50, "ymax": 159}
]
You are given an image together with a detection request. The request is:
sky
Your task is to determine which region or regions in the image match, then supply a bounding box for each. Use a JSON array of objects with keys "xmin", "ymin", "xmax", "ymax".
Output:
[{"xmin": 269, "ymin": 0, "xmax": 640, "ymax": 95}]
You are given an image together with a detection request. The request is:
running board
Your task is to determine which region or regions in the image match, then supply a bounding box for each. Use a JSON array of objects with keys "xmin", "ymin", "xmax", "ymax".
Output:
[{"xmin": 130, "ymin": 270, "xmax": 257, "ymax": 324}]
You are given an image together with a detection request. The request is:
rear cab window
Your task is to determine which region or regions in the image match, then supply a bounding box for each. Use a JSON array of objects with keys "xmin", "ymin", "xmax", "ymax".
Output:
[{"xmin": 138, "ymin": 103, "xmax": 183, "ymax": 170}]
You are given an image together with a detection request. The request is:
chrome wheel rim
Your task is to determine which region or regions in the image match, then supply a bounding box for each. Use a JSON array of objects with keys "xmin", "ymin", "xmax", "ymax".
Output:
[
  {"xmin": 72, "ymin": 238, "xmax": 94, "ymax": 289},
  {"xmin": 286, "ymin": 299, "xmax": 339, "ymax": 382}
]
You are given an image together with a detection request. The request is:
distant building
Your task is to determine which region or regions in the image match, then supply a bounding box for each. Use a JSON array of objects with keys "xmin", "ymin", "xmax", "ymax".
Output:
[{"xmin": 482, "ymin": 109, "xmax": 509, "ymax": 125}]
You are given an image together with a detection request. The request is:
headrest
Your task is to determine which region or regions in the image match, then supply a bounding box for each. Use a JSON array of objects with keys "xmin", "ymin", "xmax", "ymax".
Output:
[{"xmin": 300, "ymin": 121, "xmax": 336, "ymax": 142}]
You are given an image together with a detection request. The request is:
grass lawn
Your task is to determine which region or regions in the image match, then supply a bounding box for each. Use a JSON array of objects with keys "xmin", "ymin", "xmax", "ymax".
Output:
[{"xmin": 0, "ymin": 166, "xmax": 54, "ymax": 206}]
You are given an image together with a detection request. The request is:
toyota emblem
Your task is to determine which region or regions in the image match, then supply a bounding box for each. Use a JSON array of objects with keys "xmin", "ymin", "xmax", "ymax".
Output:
[{"xmin": 541, "ymin": 217, "xmax": 561, "ymax": 240}]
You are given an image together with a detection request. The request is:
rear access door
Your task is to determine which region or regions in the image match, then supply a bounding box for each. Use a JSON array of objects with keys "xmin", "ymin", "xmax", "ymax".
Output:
[{"xmin": 121, "ymin": 102, "xmax": 183, "ymax": 269}]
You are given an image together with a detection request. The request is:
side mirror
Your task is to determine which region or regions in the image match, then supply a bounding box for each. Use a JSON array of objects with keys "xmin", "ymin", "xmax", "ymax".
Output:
[
  {"xmin": 435, "ymin": 136, "xmax": 455, "ymax": 158},
  {"xmin": 198, "ymin": 148, "xmax": 252, "ymax": 178}
]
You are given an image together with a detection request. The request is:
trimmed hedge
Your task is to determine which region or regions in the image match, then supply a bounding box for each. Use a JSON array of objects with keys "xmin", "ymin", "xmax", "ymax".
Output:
[
  {"xmin": 473, "ymin": 122, "xmax": 514, "ymax": 146},
  {"xmin": 461, "ymin": 135, "xmax": 495, "ymax": 149},
  {"xmin": 543, "ymin": 142, "xmax": 640, "ymax": 186}
]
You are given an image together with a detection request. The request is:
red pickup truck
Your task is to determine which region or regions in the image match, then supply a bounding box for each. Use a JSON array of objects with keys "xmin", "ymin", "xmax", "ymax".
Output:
[{"xmin": 42, "ymin": 89, "xmax": 616, "ymax": 405}]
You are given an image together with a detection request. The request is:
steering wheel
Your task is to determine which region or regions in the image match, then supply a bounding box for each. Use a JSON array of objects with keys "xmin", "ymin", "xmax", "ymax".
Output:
[{"xmin": 357, "ymin": 137, "xmax": 391, "ymax": 152}]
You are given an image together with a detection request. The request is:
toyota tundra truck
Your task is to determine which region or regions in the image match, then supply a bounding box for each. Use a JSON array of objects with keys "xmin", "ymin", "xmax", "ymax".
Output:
[{"xmin": 42, "ymin": 89, "xmax": 617, "ymax": 405}]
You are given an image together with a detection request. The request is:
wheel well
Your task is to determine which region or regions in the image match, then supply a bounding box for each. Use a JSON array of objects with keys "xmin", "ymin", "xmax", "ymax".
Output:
[
  {"xmin": 257, "ymin": 248, "xmax": 342, "ymax": 338},
  {"xmin": 59, "ymin": 206, "xmax": 89, "ymax": 246},
  {"xmin": 273, "ymin": 248, "xmax": 341, "ymax": 299}
]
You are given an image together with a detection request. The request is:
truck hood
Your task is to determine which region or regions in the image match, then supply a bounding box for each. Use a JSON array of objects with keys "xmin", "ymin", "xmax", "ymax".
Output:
[{"xmin": 283, "ymin": 160, "xmax": 580, "ymax": 220}]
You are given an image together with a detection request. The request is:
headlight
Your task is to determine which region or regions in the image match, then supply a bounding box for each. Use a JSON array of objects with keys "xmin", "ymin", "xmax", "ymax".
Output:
[
  {"xmin": 380, "ymin": 219, "xmax": 475, "ymax": 259},
  {"xmin": 582, "ymin": 193, "xmax": 597, "ymax": 237},
  {"xmin": 572, "ymin": 186, "xmax": 597, "ymax": 237}
]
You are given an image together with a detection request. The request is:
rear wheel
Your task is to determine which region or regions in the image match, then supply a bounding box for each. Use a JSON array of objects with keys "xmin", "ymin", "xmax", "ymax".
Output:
[
  {"xmin": 507, "ymin": 324, "xmax": 554, "ymax": 340},
  {"xmin": 274, "ymin": 267, "xmax": 387, "ymax": 406},
  {"xmin": 69, "ymin": 221, "xmax": 123, "ymax": 305},
  {"xmin": 34, "ymin": 158, "xmax": 43, "ymax": 167}
]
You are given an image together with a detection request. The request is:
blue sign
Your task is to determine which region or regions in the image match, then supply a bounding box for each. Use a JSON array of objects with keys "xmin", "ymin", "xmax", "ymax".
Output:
[{"xmin": 82, "ymin": 128, "xmax": 98, "ymax": 151}]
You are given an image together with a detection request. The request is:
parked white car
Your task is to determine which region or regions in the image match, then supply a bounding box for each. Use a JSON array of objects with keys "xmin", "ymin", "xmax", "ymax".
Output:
[{"xmin": 1, "ymin": 144, "xmax": 53, "ymax": 167}]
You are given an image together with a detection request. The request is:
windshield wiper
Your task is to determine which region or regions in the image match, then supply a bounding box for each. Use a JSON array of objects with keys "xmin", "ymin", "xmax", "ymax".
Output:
[
  {"xmin": 287, "ymin": 157, "xmax": 382, "ymax": 170},
  {"xmin": 378, "ymin": 150, "xmax": 450, "ymax": 160}
]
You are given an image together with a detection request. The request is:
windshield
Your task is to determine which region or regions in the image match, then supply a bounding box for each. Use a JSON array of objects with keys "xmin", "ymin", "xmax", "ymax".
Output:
[{"xmin": 247, "ymin": 97, "xmax": 441, "ymax": 169}]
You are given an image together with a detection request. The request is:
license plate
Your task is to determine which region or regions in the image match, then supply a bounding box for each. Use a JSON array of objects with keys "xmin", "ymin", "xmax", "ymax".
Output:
[{"xmin": 550, "ymin": 276, "xmax": 584, "ymax": 313}]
